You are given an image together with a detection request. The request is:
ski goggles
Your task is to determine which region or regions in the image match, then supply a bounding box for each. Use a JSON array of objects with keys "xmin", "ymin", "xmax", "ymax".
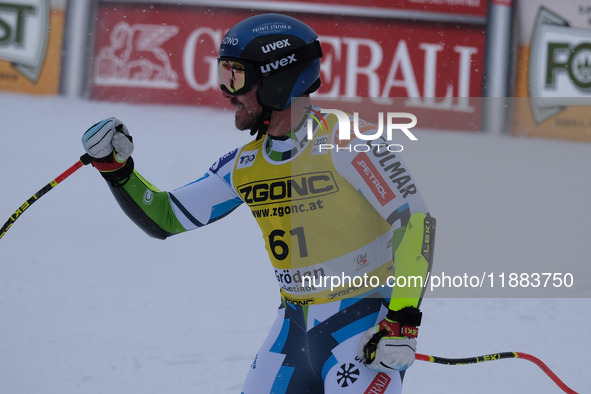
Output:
[{"xmin": 217, "ymin": 59, "xmax": 257, "ymax": 96}]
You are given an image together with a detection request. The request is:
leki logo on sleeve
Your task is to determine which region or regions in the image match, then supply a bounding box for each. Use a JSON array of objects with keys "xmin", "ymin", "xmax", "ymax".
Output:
[
  {"xmin": 0, "ymin": 0, "xmax": 49, "ymax": 82},
  {"xmin": 305, "ymin": 107, "xmax": 417, "ymax": 153}
]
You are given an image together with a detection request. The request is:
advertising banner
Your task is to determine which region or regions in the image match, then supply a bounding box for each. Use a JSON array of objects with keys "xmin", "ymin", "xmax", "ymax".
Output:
[
  {"xmin": 512, "ymin": 0, "xmax": 591, "ymax": 141},
  {"xmin": 89, "ymin": 1, "xmax": 486, "ymax": 131},
  {"xmin": 0, "ymin": 0, "xmax": 65, "ymax": 95},
  {"xmin": 243, "ymin": 0, "xmax": 488, "ymax": 18}
]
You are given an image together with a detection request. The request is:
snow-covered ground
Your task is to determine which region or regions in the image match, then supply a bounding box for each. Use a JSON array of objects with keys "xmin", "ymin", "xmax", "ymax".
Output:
[{"xmin": 0, "ymin": 92, "xmax": 589, "ymax": 393}]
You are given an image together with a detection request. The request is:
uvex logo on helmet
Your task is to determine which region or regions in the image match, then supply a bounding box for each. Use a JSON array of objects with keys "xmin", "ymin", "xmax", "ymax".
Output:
[
  {"xmin": 261, "ymin": 38, "xmax": 291, "ymax": 53},
  {"xmin": 219, "ymin": 13, "xmax": 322, "ymax": 111},
  {"xmin": 259, "ymin": 54, "xmax": 297, "ymax": 74}
]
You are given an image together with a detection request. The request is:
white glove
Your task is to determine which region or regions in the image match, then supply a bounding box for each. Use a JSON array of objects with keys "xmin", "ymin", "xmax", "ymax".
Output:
[
  {"xmin": 357, "ymin": 326, "xmax": 417, "ymax": 371},
  {"xmin": 82, "ymin": 117, "xmax": 134, "ymax": 160},
  {"xmin": 357, "ymin": 307, "xmax": 422, "ymax": 371}
]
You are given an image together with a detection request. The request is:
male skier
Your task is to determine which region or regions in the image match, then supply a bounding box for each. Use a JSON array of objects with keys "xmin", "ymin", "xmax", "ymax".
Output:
[{"xmin": 82, "ymin": 13, "xmax": 435, "ymax": 393}]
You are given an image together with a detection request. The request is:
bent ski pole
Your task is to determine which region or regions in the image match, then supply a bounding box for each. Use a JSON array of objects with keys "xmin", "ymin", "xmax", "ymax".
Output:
[
  {"xmin": 415, "ymin": 352, "xmax": 578, "ymax": 394},
  {"xmin": 0, "ymin": 154, "xmax": 93, "ymax": 241}
]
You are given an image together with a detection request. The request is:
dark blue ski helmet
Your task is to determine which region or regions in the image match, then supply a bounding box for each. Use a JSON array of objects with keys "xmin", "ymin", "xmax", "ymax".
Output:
[{"xmin": 218, "ymin": 13, "xmax": 323, "ymax": 111}]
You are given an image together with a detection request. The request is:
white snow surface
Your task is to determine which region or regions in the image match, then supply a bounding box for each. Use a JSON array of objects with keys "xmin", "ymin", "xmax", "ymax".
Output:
[{"xmin": 0, "ymin": 92, "xmax": 589, "ymax": 393}]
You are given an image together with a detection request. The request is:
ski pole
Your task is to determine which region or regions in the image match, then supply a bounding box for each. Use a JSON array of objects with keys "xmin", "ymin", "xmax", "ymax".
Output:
[
  {"xmin": 0, "ymin": 154, "xmax": 93, "ymax": 241},
  {"xmin": 415, "ymin": 352, "xmax": 578, "ymax": 394}
]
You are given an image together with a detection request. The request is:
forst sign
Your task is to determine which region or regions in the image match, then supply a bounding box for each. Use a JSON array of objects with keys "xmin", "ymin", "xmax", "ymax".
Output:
[
  {"xmin": 0, "ymin": 0, "xmax": 49, "ymax": 82},
  {"xmin": 90, "ymin": 4, "xmax": 486, "ymax": 130},
  {"xmin": 0, "ymin": 3, "xmax": 35, "ymax": 46},
  {"xmin": 528, "ymin": 7, "xmax": 591, "ymax": 124},
  {"xmin": 534, "ymin": 19, "xmax": 591, "ymax": 97},
  {"xmin": 546, "ymin": 42, "xmax": 591, "ymax": 90}
]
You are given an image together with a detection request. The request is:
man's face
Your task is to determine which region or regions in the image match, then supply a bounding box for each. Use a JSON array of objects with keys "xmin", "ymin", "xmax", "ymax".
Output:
[{"xmin": 222, "ymin": 86, "xmax": 262, "ymax": 131}]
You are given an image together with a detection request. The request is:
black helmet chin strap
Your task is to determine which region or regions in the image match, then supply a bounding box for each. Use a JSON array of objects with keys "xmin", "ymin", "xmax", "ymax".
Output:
[{"xmin": 249, "ymin": 107, "xmax": 273, "ymax": 141}]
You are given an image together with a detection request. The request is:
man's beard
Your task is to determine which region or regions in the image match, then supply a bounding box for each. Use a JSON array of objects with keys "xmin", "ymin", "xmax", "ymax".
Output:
[{"xmin": 232, "ymin": 98, "xmax": 262, "ymax": 131}]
